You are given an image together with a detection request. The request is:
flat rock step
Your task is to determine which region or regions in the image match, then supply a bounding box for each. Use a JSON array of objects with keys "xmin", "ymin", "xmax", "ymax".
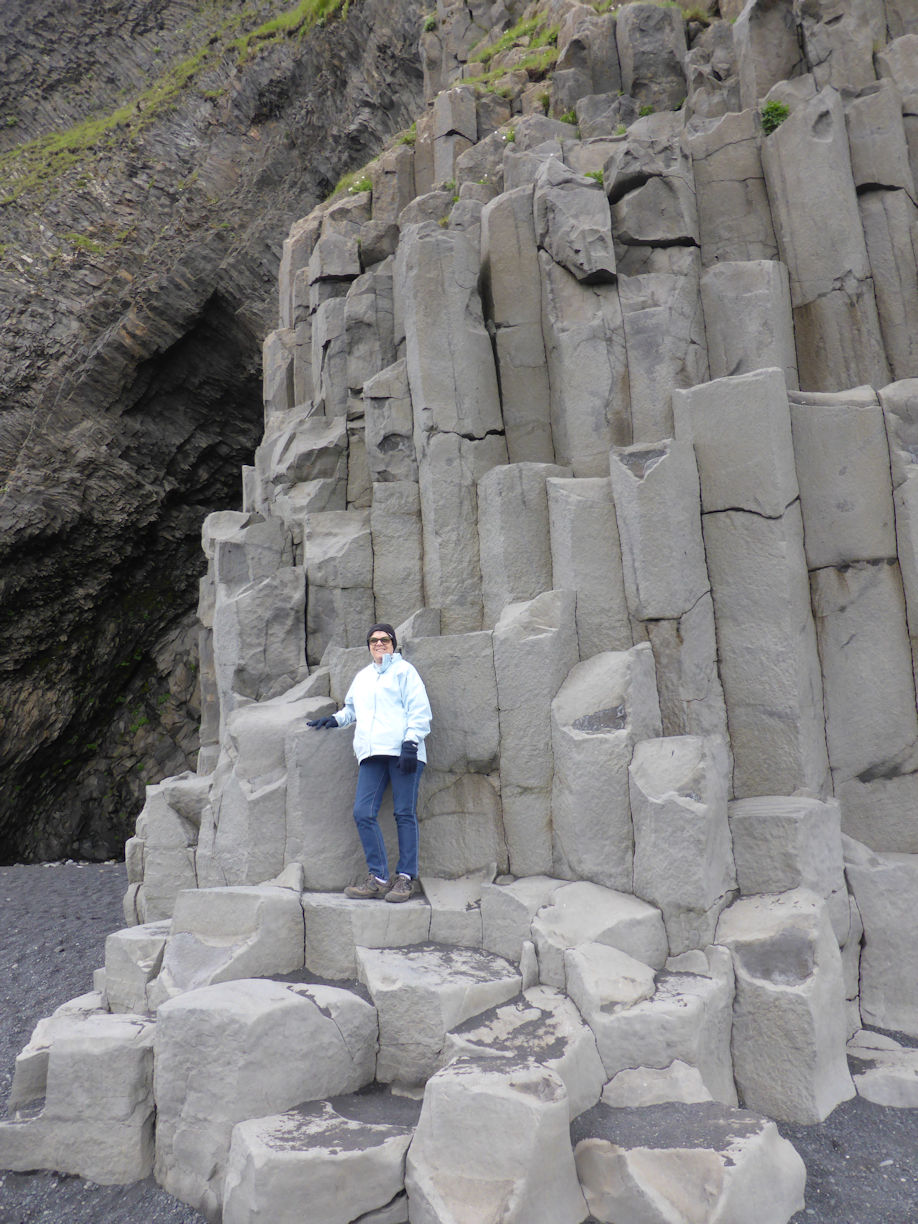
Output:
[
  {"xmin": 847, "ymin": 1029, "xmax": 918, "ymax": 1107},
  {"xmin": 572, "ymin": 1101, "xmax": 807, "ymax": 1224}
]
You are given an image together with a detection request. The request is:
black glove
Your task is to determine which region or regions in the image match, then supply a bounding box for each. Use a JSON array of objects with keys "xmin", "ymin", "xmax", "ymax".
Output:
[
  {"xmin": 397, "ymin": 740, "xmax": 419, "ymax": 773},
  {"xmin": 306, "ymin": 716, "xmax": 339, "ymax": 729}
]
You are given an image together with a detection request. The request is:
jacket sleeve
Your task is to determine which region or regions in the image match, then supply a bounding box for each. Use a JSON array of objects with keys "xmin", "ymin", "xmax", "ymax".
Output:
[
  {"xmin": 335, "ymin": 681, "xmax": 357, "ymax": 727},
  {"xmin": 400, "ymin": 664, "xmax": 432, "ymax": 743}
]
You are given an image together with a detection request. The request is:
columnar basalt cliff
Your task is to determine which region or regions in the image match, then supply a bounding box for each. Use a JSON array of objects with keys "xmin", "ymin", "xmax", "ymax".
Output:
[
  {"xmin": 4, "ymin": 1, "xmax": 918, "ymax": 1222},
  {"xmin": 0, "ymin": 0, "xmax": 425, "ymax": 862}
]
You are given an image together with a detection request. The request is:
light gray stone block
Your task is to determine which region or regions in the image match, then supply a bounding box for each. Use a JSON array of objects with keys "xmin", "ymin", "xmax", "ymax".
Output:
[
  {"xmin": 493, "ymin": 591, "xmax": 578, "ymax": 876},
  {"xmin": 370, "ymin": 144, "xmax": 417, "ymax": 224},
  {"xmin": 700, "ymin": 261, "xmax": 798, "ymax": 389},
  {"xmin": 674, "ymin": 367, "xmax": 798, "ymax": 517},
  {"xmin": 345, "ymin": 263, "xmax": 396, "ymax": 400},
  {"xmin": 262, "ymin": 329, "xmax": 296, "ymax": 432},
  {"xmin": 417, "ymin": 768, "xmax": 508, "ymax": 878},
  {"xmin": 311, "ymin": 296, "xmax": 349, "ymax": 416},
  {"xmin": 533, "ymin": 156, "xmax": 616, "ymax": 283},
  {"xmin": 797, "ymin": 0, "xmax": 885, "ymax": 93},
  {"xmin": 363, "ymin": 359, "xmax": 417, "ymax": 484},
  {"xmin": 422, "ymin": 868, "xmax": 494, "ymax": 947},
  {"xmin": 154, "ymin": 979, "xmax": 377, "ymax": 1217},
  {"xmin": 478, "ymin": 463, "xmax": 572, "ymax": 627},
  {"xmin": 131, "ymin": 774, "xmax": 208, "ymax": 922},
  {"xmin": 717, "ymin": 891, "xmax": 854, "ymax": 1123},
  {"xmin": 546, "ymin": 476, "xmax": 631, "ymax": 659},
  {"xmin": 480, "ymin": 876, "xmax": 564, "ymax": 964},
  {"xmin": 301, "ymin": 891, "xmax": 431, "ymax": 979},
  {"xmin": 702, "ymin": 502, "xmax": 830, "ymax": 798},
  {"xmin": 685, "ymin": 108, "xmax": 778, "ymax": 266},
  {"xmin": 550, "ymin": 645, "xmax": 662, "ymax": 890},
  {"xmin": 644, "ymin": 593, "xmax": 729, "ymax": 743},
  {"xmin": 406, "ymin": 1059, "xmax": 588, "ymax": 1224},
  {"xmin": 630, "ymin": 736, "xmax": 736, "ymax": 956},
  {"xmin": 601, "ymin": 1060, "xmax": 714, "ymax": 1107},
  {"xmin": 279, "ymin": 212, "xmax": 323, "ymax": 329},
  {"xmin": 404, "ymin": 631, "xmax": 498, "ymax": 775},
  {"xmin": 304, "ymin": 510, "xmax": 374, "ymax": 663},
  {"xmin": 609, "ymin": 439, "xmax": 709, "ymax": 621},
  {"xmin": 615, "ymin": 3, "xmax": 687, "ymax": 112},
  {"xmin": 880, "ymin": 378, "xmax": 918, "ymax": 489},
  {"xmin": 104, "ymin": 921, "xmax": 171, "ymax": 1014},
  {"xmin": 860, "ymin": 188, "xmax": 918, "ymax": 382},
  {"xmin": 845, "ymin": 80, "xmax": 915, "ymax": 195},
  {"xmin": 734, "ymin": 0, "xmax": 807, "ymax": 110},
  {"xmin": 540, "ymin": 251, "xmax": 630, "ymax": 476},
  {"xmin": 369, "ymin": 481, "xmax": 423, "ymax": 630}
]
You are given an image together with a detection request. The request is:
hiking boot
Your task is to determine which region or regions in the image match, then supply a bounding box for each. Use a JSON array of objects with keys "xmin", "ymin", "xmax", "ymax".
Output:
[
  {"xmin": 385, "ymin": 873, "xmax": 417, "ymax": 903},
  {"xmin": 345, "ymin": 872, "xmax": 390, "ymax": 900}
]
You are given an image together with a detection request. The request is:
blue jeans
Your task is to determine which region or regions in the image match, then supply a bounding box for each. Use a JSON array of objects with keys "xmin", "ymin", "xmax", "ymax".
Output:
[{"xmin": 353, "ymin": 755, "xmax": 423, "ymax": 880}]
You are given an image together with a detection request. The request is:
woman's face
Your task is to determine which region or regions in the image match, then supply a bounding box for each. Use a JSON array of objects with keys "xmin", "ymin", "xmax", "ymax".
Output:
[{"xmin": 369, "ymin": 632, "xmax": 395, "ymax": 660}]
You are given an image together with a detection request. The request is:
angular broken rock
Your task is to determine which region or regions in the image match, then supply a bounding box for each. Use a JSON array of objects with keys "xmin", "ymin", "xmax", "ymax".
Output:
[
  {"xmin": 444, "ymin": 983, "xmax": 605, "ymax": 1120},
  {"xmin": 222, "ymin": 1095, "xmax": 417, "ymax": 1224},
  {"xmin": 405, "ymin": 1058, "xmax": 588, "ymax": 1224},
  {"xmin": 532, "ymin": 156, "xmax": 616, "ymax": 283},
  {"xmin": 356, "ymin": 943, "xmax": 522, "ymax": 1086},
  {"xmin": 573, "ymin": 1101, "xmax": 806, "ymax": 1224},
  {"xmin": 846, "ymin": 1030, "xmax": 918, "ymax": 1109}
]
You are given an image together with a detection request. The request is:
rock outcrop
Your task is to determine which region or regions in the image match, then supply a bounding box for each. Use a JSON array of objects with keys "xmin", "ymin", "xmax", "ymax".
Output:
[{"xmin": 4, "ymin": 0, "xmax": 918, "ymax": 1220}]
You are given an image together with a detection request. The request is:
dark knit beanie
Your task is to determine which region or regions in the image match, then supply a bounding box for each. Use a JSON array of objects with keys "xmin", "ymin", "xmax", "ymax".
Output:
[{"xmin": 366, "ymin": 622, "xmax": 398, "ymax": 651}]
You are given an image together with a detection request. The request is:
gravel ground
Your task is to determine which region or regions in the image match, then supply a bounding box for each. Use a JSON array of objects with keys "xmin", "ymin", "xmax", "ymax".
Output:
[{"xmin": 1, "ymin": 861, "xmax": 918, "ymax": 1223}]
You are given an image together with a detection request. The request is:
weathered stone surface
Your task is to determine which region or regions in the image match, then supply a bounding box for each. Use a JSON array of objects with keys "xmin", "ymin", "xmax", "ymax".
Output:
[
  {"xmin": 304, "ymin": 510, "xmax": 374, "ymax": 664},
  {"xmin": 609, "ymin": 439, "xmax": 709, "ymax": 621},
  {"xmin": 421, "ymin": 867, "xmax": 493, "ymax": 947},
  {"xmin": 789, "ymin": 386, "xmax": 896, "ymax": 568},
  {"xmin": 573, "ymin": 1101, "xmax": 806, "ymax": 1224},
  {"xmin": 416, "ymin": 768, "xmax": 508, "ymax": 878},
  {"xmin": 154, "ymin": 979, "xmax": 376, "ymax": 1217},
  {"xmin": 876, "ymin": 35, "xmax": 918, "ymax": 190},
  {"xmin": 481, "ymin": 184, "xmax": 553, "ymax": 464},
  {"xmin": 370, "ymin": 144, "xmax": 417, "ymax": 225},
  {"xmin": 404, "ymin": 631, "xmax": 497, "ymax": 775},
  {"xmin": 859, "ymin": 188, "xmax": 918, "ymax": 381},
  {"xmin": 582, "ymin": 947, "xmax": 737, "ymax": 1102},
  {"xmin": 557, "ymin": 5, "xmax": 621, "ymax": 97},
  {"xmin": 363, "ymin": 359, "xmax": 417, "ymax": 484},
  {"xmin": 357, "ymin": 944, "xmax": 521, "ymax": 1086},
  {"xmin": 370, "ymin": 481, "xmax": 424, "ymax": 628},
  {"xmin": 540, "ymin": 251, "xmax": 630, "ymax": 476},
  {"xmin": 416, "ymin": 431, "xmax": 508, "ymax": 634},
  {"xmin": 262, "ymin": 329, "xmax": 296, "ymax": 432},
  {"xmin": 223, "ymin": 1097, "xmax": 415, "ymax": 1224},
  {"xmin": 301, "ymin": 890, "xmax": 430, "ymax": 979},
  {"xmin": 797, "ymin": 0, "xmax": 885, "ymax": 93},
  {"xmin": 532, "ymin": 880, "xmax": 668, "ymax": 989},
  {"xmin": 601, "ymin": 1060, "xmax": 714, "ymax": 1108},
  {"xmin": 533, "ymin": 157, "xmax": 616, "ymax": 283},
  {"xmin": 546, "ymin": 477, "xmax": 631, "ymax": 659},
  {"xmin": 811, "ymin": 561, "xmax": 918, "ymax": 797},
  {"xmin": 702, "ymin": 503, "xmax": 830, "ymax": 798},
  {"xmin": 684, "ymin": 20, "xmax": 741, "ymax": 121},
  {"xmin": 478, "ymin": 463, "xmax": 571, "ymax": 627},
  {"xmin": 685, "ymin": 109, "xmax": 778, "ymax": 266},
  {"xmin": 0, "ymin": 1004, "xmax": 156, "ymax": 1185},
  {"xmin": 880, "ymin": 378, "xmax": 918, "ymax": 488},
  {"xmin": 674, "ymin": 367, "xmax": 798, "ymax": 517},
  {"xmin": 728, "ymin": 796, "xmax": 848, "ymax": 941},
  {"xmin": 550, "ymin": 646, "xmax": 662, "ymax": 889},
  {"xmin": 311, "ymin": 297, "xmax": 349, "ymax": 415},
  {"xmin": 480, "ymin": 876, "xmax": 563, "ymax": 964},
  {"xmin": 564, "ymin": 940, "xmax": 657, "ymax": 1025},
  {"xmin": 493, "ymin": 591, "xmax": 579, "ymax": 877},
  {"xmin": 845, "ymin": 81, "xmax": 915, "ymax": 194},
  {"xmin": 615, "ymin": 3, "xmax": 687, "ymax": 113},
  {"xmin": 845, "ymin": 839, "xmax": 918, "ymax": 1037},
  {"xmin": 734, "ymin": 0, "xmax": 807, "ymax": 110},
  {"xmin": 444, "ymin": 984, "xmax": 606, "ymax": 1120},
  {"xmin": 104, "ymin": 920, "xmax": 171, "ymax": 1014},
  {"xmin": 345, "ymin": 263, "xmax": 396, "ymax": 401},
  {"xmin": 279, "ymin": 213, "xmax": 322, "ymax": 329},
  {"xmin": 213, "ymin": 567, "xmax": 308, "ymax": 708},
  {"xmin": 847, "ymin": 1031, "xmax": 918, "ymax": 1108},
  {"xmin": 397, "ymin": 223, "xmax": 502, "ymax": 439},
  {"xmin": 129, "ymin": 774, "xmax": 208, "ymax": 923},
  {"xmin": 644, "ymin": 593, "xmax": 728, "ymax": 743},
  {"xmin": 761, "ymin": 87, "xmax": 869, "ymax": 307},
  {"xmin": 619, "ymin": 253, "xmax": 709, "ymax": 443},
  {"xmin": 630, "ymin": 736, "xmax": 736, "ymax": 956},
  {"xmin": 147, "ymin": 885, "xmax": 305, "ymax": 1007},
  {"xmin": 256, "ymin": 414, "xmax": 348, "ymax": 511},
  {"xmin": 700, "ymin": 262, "xmax": 798, "ymax": 389},
  {"xmin": 792, "ymin": 275, "xmax": 891, "ymax": 393},
  {"xmin": 406, "ymin": 1058, "xmax": 588, "ymax": 1224},
  {"xmin": 716, "ymin": 891, "xmax": 854, "ymax": 1123}
]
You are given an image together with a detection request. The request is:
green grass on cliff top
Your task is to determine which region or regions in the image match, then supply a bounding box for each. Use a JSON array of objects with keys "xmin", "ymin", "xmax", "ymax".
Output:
[{"xmin": 0, "ymin": 0, "xmax": 351, "ymax": 206}]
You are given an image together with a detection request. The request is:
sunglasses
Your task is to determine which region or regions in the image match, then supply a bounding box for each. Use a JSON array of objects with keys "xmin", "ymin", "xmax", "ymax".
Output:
[{"xmin": 369, "ymin": 636, "xmax": 392, "ymax": 645}]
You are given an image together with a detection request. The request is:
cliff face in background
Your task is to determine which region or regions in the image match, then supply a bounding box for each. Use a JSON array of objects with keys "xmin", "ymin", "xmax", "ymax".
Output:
[{"xmin": 0, "ymin": 0, "xmax": 425, "ymax": 862}]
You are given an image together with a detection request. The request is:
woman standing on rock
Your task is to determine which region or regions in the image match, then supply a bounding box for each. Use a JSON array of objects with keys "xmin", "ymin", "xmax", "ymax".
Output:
[{"xmin": 307, "ymin": 623, "xmax": 432, "ymax": 903}]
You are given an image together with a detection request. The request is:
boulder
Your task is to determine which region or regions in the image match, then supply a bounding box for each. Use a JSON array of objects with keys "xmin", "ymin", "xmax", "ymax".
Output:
[
  {"xmin": 846, "ymin": 1031, "xmax": 918, "ymax": 1108},
  {"xmin": 356, "ymin": 944, "xmax": 522, "ymax": 1085},
  {"xmin": 405, "ymin": 1058, "xmax": 588, "ymax": 1224},
  {"xmin": 546, "ymin": 476, "xmax": 631, "ymax": 659},
  {"xmin": 443, "ymin": 984, "xmax": 606, "ymax": 1119},
  {"xmin": 301, "ymin": 890, "xmax": 431, "ymax": 979},
  {"xmin": 531, "ymin": 880, "xmax": 668, "ymax": 989},
  {"xmin": 103, "ymin": 920, "xmax": 171, "ymax": 1014},
  {"xmin": 550, "ymin": 646, "xmax": 662, "ymax": 890},
  {"xmin": 480, "ymin": 875, "xmax": 564, "ymax": 964},
  {"xmin": 533, "ymin": 157, "xmax": 616, "ymax": 283},
  {"xmin": 629, "ymin": 736, "xmax": 736, "ymax": 956},
  {"xmin": 146, "ymin": 885, "xmax": 306, "ymax": 1007},
  {"xmin": 609, "ymin": 439, "xmax": 709, "ymax": 621},
  {"xmin": 716, "ymin": 891, "xmax": 854, "ymax": 1123},
  {"xmin": 154, "ymin": 979, "xmax": 377, "ymax": 1217},
  {"xmin": 573, "ymin": 1101, "xmax": 806, "ymax": 1224}
]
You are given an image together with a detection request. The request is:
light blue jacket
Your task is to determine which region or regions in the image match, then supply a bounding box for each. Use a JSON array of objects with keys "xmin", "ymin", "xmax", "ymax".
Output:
[{"xmin": 335, "ymin": 652, "xmax": 432, "ymax": 763}]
